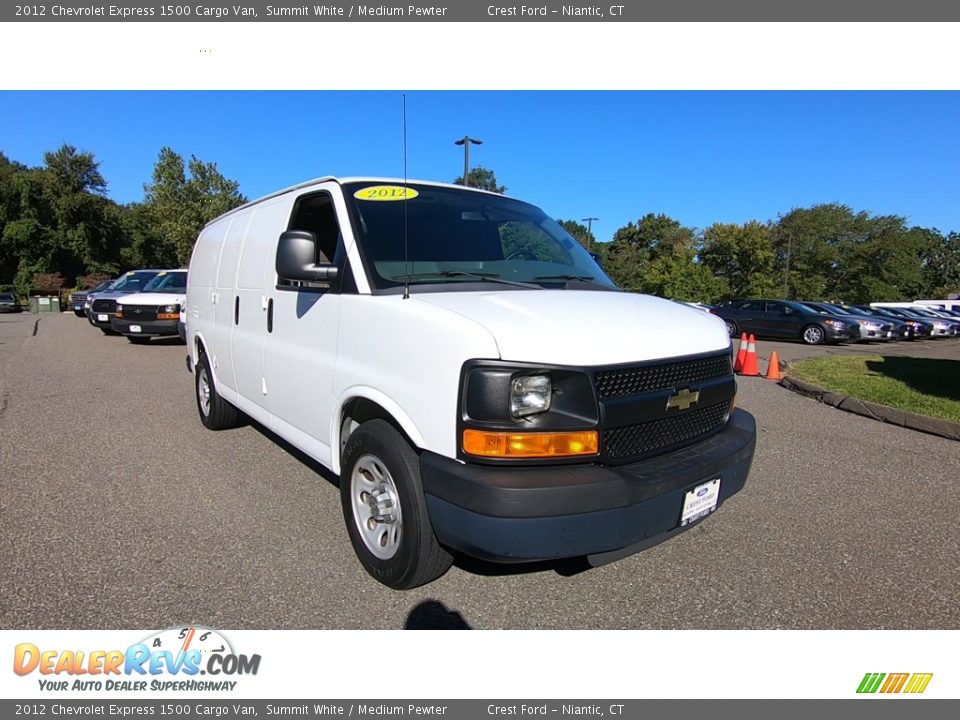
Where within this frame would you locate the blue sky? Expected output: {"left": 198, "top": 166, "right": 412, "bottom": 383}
{"left": 2, "top": 91, "right": 957, "bottom": 239}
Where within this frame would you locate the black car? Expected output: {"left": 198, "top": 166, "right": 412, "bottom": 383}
{"left": 715, "top": 299, "right": 860, "bottom": 345}
{"left": 0, "top": 292, "right": 22, "bottom": 313}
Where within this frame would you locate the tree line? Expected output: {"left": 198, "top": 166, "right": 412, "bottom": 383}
{"left": 2, "top": 152, "right": 957, "bottom": 304}
{"left": 0, "top": 144, "right": 245, "bottom": 294}
{"left": 468, "top": 170, "right": 958, "bottom": 304}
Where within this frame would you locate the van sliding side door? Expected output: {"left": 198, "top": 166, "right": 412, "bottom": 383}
{"left": 231, "top": 197, "right": 294, "bottom": 423}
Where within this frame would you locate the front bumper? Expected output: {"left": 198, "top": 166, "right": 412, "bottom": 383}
{"left": 826, "top": 325, "right": 859, "bottom": 342}
{"left": 88, "top": 310, "right": 115, "bottom": 328}
{"left": 110, "top": 316, "right": 179, "bottom": 336}
{"left": 420, "top": 408, "right": 756, "bottom": 563}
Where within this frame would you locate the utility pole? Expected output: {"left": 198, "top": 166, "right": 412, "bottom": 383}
{"left": 783, "top": 231, "right": 792, "bottom": 298}
{"left": 454, "top": 136, "right": 483, "bottom": 186}
{"left": 581, "top": 217, "right": 599, "bottom": 251}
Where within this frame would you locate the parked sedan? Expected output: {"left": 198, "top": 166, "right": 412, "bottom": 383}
{"left": 876, "top": 306, "right": 958, "bottom": 338}
{"left": 849, "top": 305, "right": 929, "bottom": 340}
{"left": 715, "top": 299, "right": 860, "bottom": 345}
{"left": 801, "top": 301, "right": 899, "bottom": 342}
{"left": 0, "top": 292, "right": 22, "bottom": 313}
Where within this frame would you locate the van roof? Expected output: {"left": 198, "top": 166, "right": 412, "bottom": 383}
{"left": 204, "top": 176, "right": 504, "bottom": 229}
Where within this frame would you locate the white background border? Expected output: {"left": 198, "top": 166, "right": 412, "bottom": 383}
{"left": 1, "top": 18, "right": 956, "bottom": 701}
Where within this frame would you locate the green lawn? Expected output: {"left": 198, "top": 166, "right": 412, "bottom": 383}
{"left": 789, "top": 354, "right": 960, "bottom": 424}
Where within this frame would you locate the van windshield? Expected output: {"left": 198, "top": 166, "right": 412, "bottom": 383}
{"left": 143, "top": 271, "right": 187, "bottom": 292}
{"left": 342, "top": 182, "right": 615, "bottom": 291}
{"left": 110, "top": 271, "right": 160, "bottom": 292}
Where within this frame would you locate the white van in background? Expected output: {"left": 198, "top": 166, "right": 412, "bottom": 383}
{"left": 913, "top": 299, "right": 960, "bottom": 312}
{"left": 185, "top": 177, "right": 757, "bottom": 589}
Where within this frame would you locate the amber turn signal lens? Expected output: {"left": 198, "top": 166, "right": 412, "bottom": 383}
{"left": 462, "top": 429, "right": 599, "bottom": 458}
{"left": 157, "top": 313, "right": 179, "bottom": 320}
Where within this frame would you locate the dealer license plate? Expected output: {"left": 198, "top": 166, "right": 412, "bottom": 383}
{"left": 97, "top": 314, "right": 108, "bottom": 322}
{"left": 129, "top": 325, "right": 141, "bottom": 333}
{"left": 681, "top": 478, "right": 721, "bottom": 526}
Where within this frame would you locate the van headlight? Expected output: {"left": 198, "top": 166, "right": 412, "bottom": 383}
{"left": 510, "top": 375, "right": 552, "bottom": 418}
{"left": 460, "top": 362, "right": 599, "bottom": 460}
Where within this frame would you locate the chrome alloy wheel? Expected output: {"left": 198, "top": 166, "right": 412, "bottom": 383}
{"left": 350, "top": 454, "right": 403, "bottom": 560}
{"left": 197, "top": 366, "right": 211, "bottom": 417}
{"left": 803, "top": 326, "right": 825, "bottom": 344}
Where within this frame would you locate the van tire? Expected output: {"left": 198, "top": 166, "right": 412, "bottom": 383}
{"left": 340, "top": 420, "right": 453, "bottom": 589}
{"left": 195, "top": 352, "right": 242, "bottom": 431}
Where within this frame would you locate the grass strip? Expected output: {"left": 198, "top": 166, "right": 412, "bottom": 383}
{"left": 789, "top": 354, "right": 960, "bottom": 424}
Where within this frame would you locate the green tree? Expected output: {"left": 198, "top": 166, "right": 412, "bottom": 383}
{"left": 922, "top": 231, "right": 960, "bottom": 298}
{"left": 557, "top": 219, "right": 595, "bottom": 250}
{"left": 141, "top": 147, "right": 246, "bottom": 266}
{"left": 0, "top": 145, "right": 124, "bottom": 293}
{"left": 772, "top": 203, "right": 867, "bottom": 300}
{"left": 641, "top": 243, "right": 727, "bottom": 303}
{"left": 831, "top": 217, "right": 933, "bottom": 303}
{"left": 700, "top": 221, "right": 777, "bottom": 298}
{"left": 453, "top": 166, "right": 505, "bottom": 193}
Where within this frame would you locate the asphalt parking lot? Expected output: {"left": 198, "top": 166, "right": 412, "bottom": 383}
{"left": 1, "top": 312, "right": 958, "bottom": 630}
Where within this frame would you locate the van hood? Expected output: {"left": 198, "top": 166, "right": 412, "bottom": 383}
{"left": 414, "top": 290, "right": 731, "bottom": 366}
{"left": 118, "top": 292, "right": 186, "bottom": 307}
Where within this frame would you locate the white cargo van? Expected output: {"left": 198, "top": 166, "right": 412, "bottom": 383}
{"left": 186, "top": 177, "right": 757, "bottom": 589}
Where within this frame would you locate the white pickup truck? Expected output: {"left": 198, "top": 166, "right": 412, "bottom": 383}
{"left": 185, "top": 177, "right": 756, "bottom": 589}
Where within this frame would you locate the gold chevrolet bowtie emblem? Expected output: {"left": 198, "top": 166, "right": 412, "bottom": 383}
{"left": 666, "top": 387, "right": 700, "bottom": 411}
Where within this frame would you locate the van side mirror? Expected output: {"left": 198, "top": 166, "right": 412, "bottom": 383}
{"left": 276, "top": 230, "right": 339, "bottom": 282}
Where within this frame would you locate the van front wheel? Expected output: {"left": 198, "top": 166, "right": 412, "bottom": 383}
{"left": 195, "top": 352, "right": 242, "bottom": 430}
{"left": 340, "top": 420, "right": 453, "bottom": 589}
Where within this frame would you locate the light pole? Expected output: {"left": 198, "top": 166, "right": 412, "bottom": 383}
{"left": 581, "top": 217, "right": 599, "bottom": 251}
{"left": 454, "top": 136, "right": 483, "bottom": 186}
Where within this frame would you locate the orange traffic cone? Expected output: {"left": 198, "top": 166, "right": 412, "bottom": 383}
{"left": 764, "top": 351, "right": 782, "bottom": 381}
{"left": 733, "top": 332, "right": 747, "bottom": 373}
{"left": 740, "top": 334, "right": 759, "bottom": 376}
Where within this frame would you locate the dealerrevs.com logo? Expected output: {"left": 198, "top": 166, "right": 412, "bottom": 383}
{"left": 13, "top": 626, "right": 261, "bottom": 692}
{"left": 857, "top": 673, "right": 933, "bottom": 695}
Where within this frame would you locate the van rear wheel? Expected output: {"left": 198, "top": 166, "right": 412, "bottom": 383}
{"left": 195, "top": 352, "right": 242, "bottom": 430}
{"left": 340, "top": 420, "right": 453, "bottom": 589}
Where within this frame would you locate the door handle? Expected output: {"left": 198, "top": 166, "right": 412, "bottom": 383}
{"left": 267, "top": 298, "right": 274, "bottom": 333}
{"left": 234, "top": 296, "right": 239, "bottom": 325}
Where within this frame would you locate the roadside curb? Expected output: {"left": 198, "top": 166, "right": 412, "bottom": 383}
{"left": 779, "top": 373, "right": 960, "bottom": 442}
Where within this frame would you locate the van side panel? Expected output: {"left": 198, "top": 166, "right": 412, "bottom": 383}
{"left": 187, "top": 222, "right": 229, "bottom": 370}
{"left": 212, "top": 213, "right": 249, "bottom": 398}
{"left": 231, "top": 196, "right": 294, "bottom": 419}
{"left": 333, "top": 295, "right": 500, "bottom": 473}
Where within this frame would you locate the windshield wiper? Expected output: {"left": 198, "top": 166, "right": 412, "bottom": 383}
{"left": 533, "top": 274, "right": 613, "bottom": 288}
{"left": 391, "top": 271, "right": 541, "bottom": 289}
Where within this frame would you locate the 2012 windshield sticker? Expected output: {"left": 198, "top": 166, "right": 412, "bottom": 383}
{"left": 12, "top": 626, "right": 261, "bottom": 692}
{"left": 354, "top": 185, "right": 419, "bottom": 201}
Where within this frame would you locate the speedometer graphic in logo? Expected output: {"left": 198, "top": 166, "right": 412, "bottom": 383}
{"left": 141, "top": 626, "right": 234, "bottom": 671}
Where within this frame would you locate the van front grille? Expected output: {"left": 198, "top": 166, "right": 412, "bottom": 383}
{"left": 603, "top": 401, "right": 732, "bottom": 460}
{"left": 594, "top": 352, "right": 732, "bottom": 400}
{"left": 91, "top": 299, "right": 116, "bottom": 313}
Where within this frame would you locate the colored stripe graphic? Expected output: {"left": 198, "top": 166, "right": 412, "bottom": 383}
{"left": 880, "top": 673, "right": 909, "bottom": 693}
{"left": 857, "top": 672, "right": 933, "bottom": 694}
{"left": 857, "top": 673, "right": 885, "bottom": 693}
{"left": 903, "top": 673, "right": 933, "bottom": 694}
